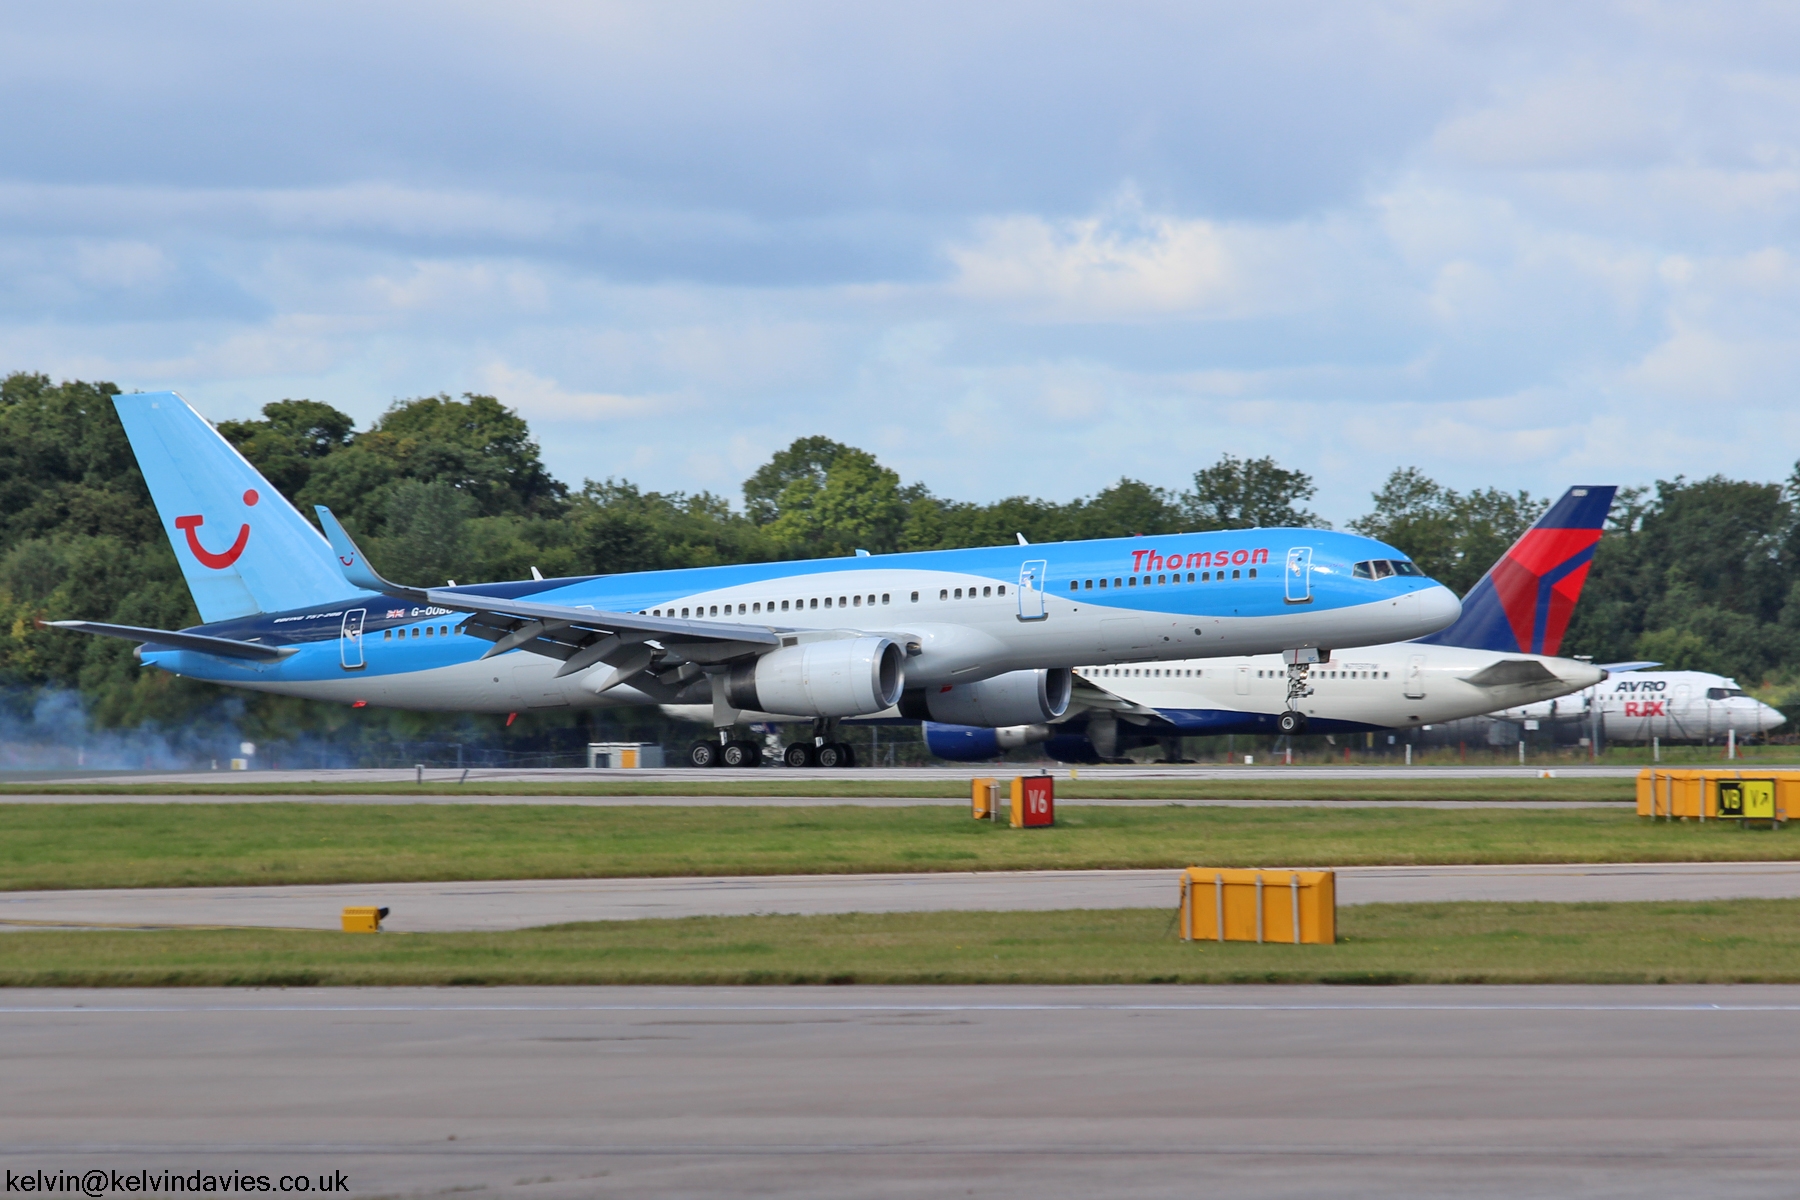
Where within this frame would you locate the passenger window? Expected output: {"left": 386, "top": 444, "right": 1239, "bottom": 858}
{"left": 425, "top": 626, "right": 432, "bottom": 636}
{"left": 1248, "top": 568, "right": 1257, "bottom": 579}
{"left": 839, "top": 596, "right": 847, "bottom": 607}
{"left": 910, "top": 592, "right": 918, "bottom": 602}
{"left": 383, "top": 630, "right": 392, "bottom": 640}
{"left": 810, "top": 598, "right": 818, "bottom": 609}
{"left": 940, "top": 589, "right": 948, "bottom": 600}
{"left": 1128, "top": 577, "right": 1137, "bottom": 587}
{"left": 954, "top": 588, "right": 962, "bottom": 599}
{"left": 1186, "top": 572, "right": 1194, "bottom": 582}
{"left": 710, "top": 605, "right": 718, "bottom": 616}
{"left": 882, "top": 594, "right": 891, "bottom": 604}
{"left": 997, "top": 585, "right": 1006, "bottom": 595}
{"left": 1232, "top": 569, "right": 1240, "bottom": 579}
{"left": 853, "top": 595, "right": 861, "bottom": 607}
{"left": 1085, "top": 580, "right": 1093, "bottom": 589}
{"left": 825, "top": 597, "right": 833, "bottom": 608}
{"left": 984, "top": 586, "right": 993, "bottom": 597}
{"left": 1158, "top": 574, "right": 1166, "bottom": 585}
{"left": 781, "top": 601, "right": 789, "bottom": 611}
{"left": 1099, "top": 579, "right": 1108, "bottom": 589}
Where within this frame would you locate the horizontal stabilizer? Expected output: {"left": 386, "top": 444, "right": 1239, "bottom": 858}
{"left": 39, "top": 619, "right": 296, "bottom": 662}
{"left": 1598, "top": 660, "right": 1661, "bottom": 673}
{"left": 1459, "top": 658, "right": 1561, "bottom": 688}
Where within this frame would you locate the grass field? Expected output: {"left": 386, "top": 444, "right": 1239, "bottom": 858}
{"left": 4, "top": 900, "right": 1798, "bottom": 986}
{"left": 0, "top": 775, "right": 1635, "bottom": 801}
{"left": 0, "top": 803, "right": 1789, "bottom": 891}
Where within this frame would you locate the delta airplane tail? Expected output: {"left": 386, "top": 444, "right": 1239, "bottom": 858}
{"left": 1415, "top": 485, "right": 1615, "bottom": 654}
{"left": 113, "top": 391, "right": 355, "bottom": 622}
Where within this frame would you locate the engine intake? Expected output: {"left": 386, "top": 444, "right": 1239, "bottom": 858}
{"left": 726, "top": 637, "right": 905, "bottom": 718}
{"left": 900, "top": 668, "right": 1072, "bottom": 727}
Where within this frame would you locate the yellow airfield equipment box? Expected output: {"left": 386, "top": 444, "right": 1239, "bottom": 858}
{"left": 341, "top": 905, "right": 389, "bottom": 933}
{"left": 1638, "top": 769, "right": 1794, "bottom": 824}
{"left": 971, "top": 777, "right": 999, "bottom": 820}
{"left": 1179, "top": 868, "right": 1335, "bottom": 945}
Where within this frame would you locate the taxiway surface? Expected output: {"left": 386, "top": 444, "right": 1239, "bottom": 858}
{"left": 5, "top": 862, "right": 1795, "bottom": 932}
{"left": 5, "top": 984, "right": 1798, "bottom": 1199}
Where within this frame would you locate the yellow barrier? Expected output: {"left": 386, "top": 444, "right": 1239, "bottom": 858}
{"left": 971, "top": 777, "right": 999, "bottom": 820}
{"left": 1637, "top": 769, "right": 1795, "bottom": 824}
{"left": 341, "top": 905, "right": 389, "bottom": 933}
{"left": 1178, "top": 868, "right": 1335, "bottom": 944}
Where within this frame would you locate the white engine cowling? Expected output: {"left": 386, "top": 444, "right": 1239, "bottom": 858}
{"left": 725, "top": 637, "right": 905, "bottom": 718}
{"left": 905, "top": 668, "right": 1072, "bottom": 727}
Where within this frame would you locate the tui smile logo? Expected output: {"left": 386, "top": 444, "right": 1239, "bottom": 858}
{"left": 175, "top": 489, "right": 258, "bottom": 569}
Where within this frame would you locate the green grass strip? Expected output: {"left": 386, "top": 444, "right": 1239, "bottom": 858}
{"left": 0, "top": 803, "right": 1788, "bottom": 892}
{"left": 5, "top": 900, "right": 1798, "bottom": 986}
{"left": 0, "top": 776, "right": 1634, "bottom": 801}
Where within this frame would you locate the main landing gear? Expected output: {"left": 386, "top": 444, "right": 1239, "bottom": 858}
{"left": 783, "top": 718, "right": 857, "bottom": 769}
{"left": 689, "top": 718, "right": 857, "bottom": 768}
{"left": 1279, "top": 650, "right": 1320, "bottom": 737}
{"left": 686, "top": 737, "right": 764, "bottom": 768}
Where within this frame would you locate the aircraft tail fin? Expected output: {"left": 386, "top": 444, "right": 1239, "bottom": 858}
{"left": 1414, "top": 486, "right": 1616, "bottom": 655}
{"left": 112, "top": 391, "right": 358, "bottom": 622}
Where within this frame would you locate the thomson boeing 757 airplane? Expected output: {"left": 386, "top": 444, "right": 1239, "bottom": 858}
{"left": 45, "top": 392, "right": 1459, "bottom": 767}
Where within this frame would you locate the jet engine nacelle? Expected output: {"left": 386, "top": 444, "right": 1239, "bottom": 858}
{"left": 900, "top": 667, "right": 1072, "bottom": 728}
{"left": 923, "top": 721, "right": 1052, "bottom": 762}
{"left": 725, "top": 636, "right": 905, "bottom": 718}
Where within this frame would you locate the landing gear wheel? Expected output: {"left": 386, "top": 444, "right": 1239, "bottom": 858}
{"left": 783, "top": 742, "right": 818, "bottom": 768}
{"left": 815, "top": 742, "right": 850, "bottom": 769}
{"left": 1277, "top": 711, "right": 1309, "bottom": 736}
{"left": 721, "top": 739, "right": 763, "bottom": 768}
{"left": 686, "top": 741, "right": 721, "bottom": 768}
{"left": 720, "top": 741, "right": 763, "bottom": 770}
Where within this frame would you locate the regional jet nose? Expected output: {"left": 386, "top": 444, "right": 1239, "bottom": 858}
{"left": 1757, "top": 701, "right": 1788, "bottom": 734}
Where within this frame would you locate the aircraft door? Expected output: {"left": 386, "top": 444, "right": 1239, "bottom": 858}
{"left": 1285, "top": 547, "right": 1313, "bottom": 604}
{"left": 1403, "top": 653, "right": 1426, "bottom": 699}
{"left": 1235, "top": 665, "right": 1250, "bottom": 696}
{"left": 1017, "top": 560, "right": 1048, "bottom": 621}
{"left": 340, "top": 608, "right": 366, "bottom": 670}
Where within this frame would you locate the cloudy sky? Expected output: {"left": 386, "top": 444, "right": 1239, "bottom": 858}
{"left": 5, "top": 2, "right": 1800, "bottom": 522}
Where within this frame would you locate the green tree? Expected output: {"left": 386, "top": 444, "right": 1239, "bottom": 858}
{"left": 1349, "top": 468, "right": 1544, "bottom": 596}
{"left": 216, "top": 400, "right": 354, "bottom": 499}
{"left": 1183, "top": 454, "right": 1323, "bottom": 530}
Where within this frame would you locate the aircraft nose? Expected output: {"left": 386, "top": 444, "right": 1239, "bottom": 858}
{"left": 1759, "top": 701, "right": 1787, "bottom": 732}
{"left": 1414, "top": 584, "right": 1461, "bottom": 634}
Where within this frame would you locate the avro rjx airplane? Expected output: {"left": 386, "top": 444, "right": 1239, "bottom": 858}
{"left": 46, "top": 392, "right": 1460, "bottom": 767}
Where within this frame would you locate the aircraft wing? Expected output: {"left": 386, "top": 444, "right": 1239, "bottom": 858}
{"left": 315, "top": 506, "right": 781, "bottom": 680}
{"left": 38, "top": 619, "right": 297, "bottom": 662}
{"left": 1065, "top": 675, "right": 1165, "bottom": 721}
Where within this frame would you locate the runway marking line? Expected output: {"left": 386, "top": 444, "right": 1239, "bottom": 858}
{"left": 6, "top": 1002, "right": 1800, "bottom": 1014}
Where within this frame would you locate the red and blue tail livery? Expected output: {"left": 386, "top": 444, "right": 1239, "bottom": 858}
{"left": 1416, "top": 486, "right": 1615, "bottom": 655}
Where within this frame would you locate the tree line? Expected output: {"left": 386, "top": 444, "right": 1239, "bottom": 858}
{"left": 1, "top": 370, "right": 1794, "bottom": 758}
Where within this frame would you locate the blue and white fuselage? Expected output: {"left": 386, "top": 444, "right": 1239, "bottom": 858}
{"left": 144, "top": 533, "right": 1459, "bottom": 713}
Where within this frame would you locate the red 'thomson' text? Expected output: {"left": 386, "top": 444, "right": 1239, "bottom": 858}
{"left": 1131, "top": 547, "right": 1268, "bottom": 572}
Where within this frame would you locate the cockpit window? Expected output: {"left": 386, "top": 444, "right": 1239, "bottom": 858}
{"left": 1706, "top": 687, "right": 1746, "bottom": 700}
{"left": 1353, "top": 559, "right": 1423, "bottom": 580}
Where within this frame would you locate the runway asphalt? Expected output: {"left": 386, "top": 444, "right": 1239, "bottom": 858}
{"left": 5, "top": 984, "right": 1798, "bottom": 1198}
{"left": 5, "top": 862, "right": 1796, "bottom": 932}
{"left": 7, "top": 763, "right": 1647, "bottom": 786}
